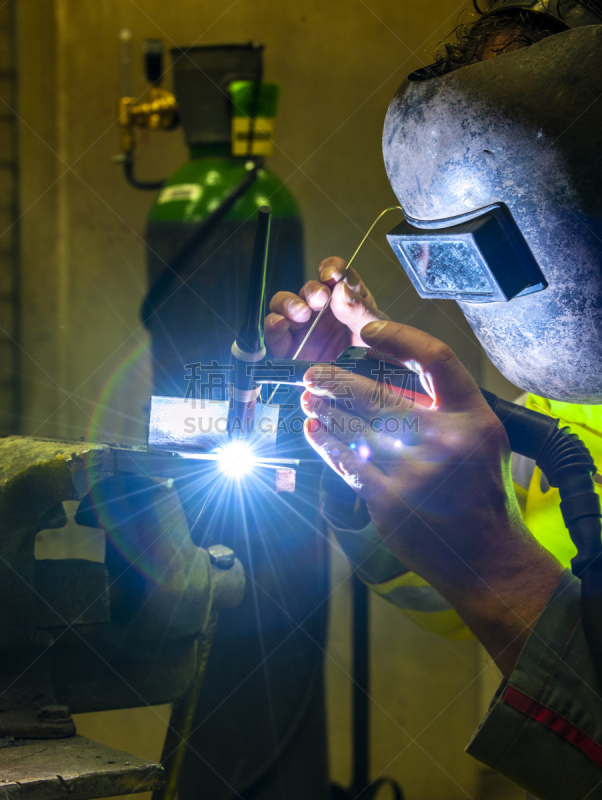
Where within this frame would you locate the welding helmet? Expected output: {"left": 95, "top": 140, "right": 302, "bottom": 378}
{"left": 382, "top": 22, "right": 602, "bottom": 403}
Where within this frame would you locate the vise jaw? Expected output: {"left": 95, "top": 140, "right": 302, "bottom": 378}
{"left": 0, "top": 436, "right": 244, "bottom": 800}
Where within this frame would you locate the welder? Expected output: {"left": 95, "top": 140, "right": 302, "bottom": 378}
{"left": 266, "top": 1, "right": 602, "bottom": 797}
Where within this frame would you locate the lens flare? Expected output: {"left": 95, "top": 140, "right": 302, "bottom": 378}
{"left": 216, "top": 442, "right": 257, "bottom": 479}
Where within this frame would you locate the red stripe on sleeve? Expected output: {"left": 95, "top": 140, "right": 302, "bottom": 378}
{"left": 503, "top": 686, "right": 602, "bottom": 767}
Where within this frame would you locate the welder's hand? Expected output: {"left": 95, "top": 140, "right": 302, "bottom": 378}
{"left": 265, "top": 257, "right": 387, "bottom": 362}
{"left": 302, "top": 319, "right": 563, "bottom": 676}
{"left": 302, "top": 319, "right": 511, "bottom": 567}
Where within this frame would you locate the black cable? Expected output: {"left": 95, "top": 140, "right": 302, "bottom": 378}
{"left": 351, "top": 575, "right": 370, "bottom": 797}
{"left": 330, "top": 576, "right": 405, "bottom": 800}
{"left": 123, "top": 151, "right": 168, "bottom": 192}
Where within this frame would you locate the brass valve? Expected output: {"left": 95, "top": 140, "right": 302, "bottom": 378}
{"left": 118, "top": 87, "right": 178, "bottom": 155}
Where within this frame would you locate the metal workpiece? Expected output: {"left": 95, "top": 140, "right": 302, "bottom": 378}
{"left": 144, "top": 404, "right": 298, "bottom": 493}
{"left": 148, "top": 397, "right": 279, "bottom": 453}
{"left": 0, "top": 705, "right": 76, "bottom": 742}
{"left": 0, "top": 735, "right": 164, "bottom": 800}
{"left": 0, "top": 436, "right": 238, "bottom": 711}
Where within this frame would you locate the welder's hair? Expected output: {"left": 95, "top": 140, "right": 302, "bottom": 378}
{"left": 428, "top": 0, "right": 601, "bottom": 76}
{"left": 479, "top": 0, "right": 602, "bottom": 14}
{"left": 472, "top": 0, "right": 602, "bottom": 19}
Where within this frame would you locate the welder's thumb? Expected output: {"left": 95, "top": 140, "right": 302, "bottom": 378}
{"left": 329, "top": 281, "right": 388, "bottom": 342}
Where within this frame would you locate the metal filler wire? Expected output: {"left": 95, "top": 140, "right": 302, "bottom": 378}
{"left": 263, "top": 205, "right": 403, "bottom": 410}
{"left": 291, "top": 205, "right": 403, "bottom": 360}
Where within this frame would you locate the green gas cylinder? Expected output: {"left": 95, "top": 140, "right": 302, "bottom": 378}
{"left": 145, "top": 153, "right": 303, "bottom": 397}
{"left": 143, "top": 44, "right": 304, "bottom": 399}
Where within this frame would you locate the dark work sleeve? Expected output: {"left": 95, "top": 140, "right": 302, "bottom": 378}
{"left": 467, "top": 570, "right": 602, "bottom": 799}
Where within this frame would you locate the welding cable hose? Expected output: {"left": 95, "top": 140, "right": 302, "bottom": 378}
{"left": 480, "top": 390, "right": 602, "bottom": 687}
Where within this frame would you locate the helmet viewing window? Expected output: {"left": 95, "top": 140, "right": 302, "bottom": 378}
{"left": 387, "top": 203, "right": 548, "bottom": 303}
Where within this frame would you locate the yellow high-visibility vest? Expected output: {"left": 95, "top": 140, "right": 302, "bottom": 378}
{"left": 520, "top": 395, "right": 602, "bottom": 568}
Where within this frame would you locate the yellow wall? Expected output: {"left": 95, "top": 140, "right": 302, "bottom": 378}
{"left": 16, "top": 1, "right": 513, "bottom": 798}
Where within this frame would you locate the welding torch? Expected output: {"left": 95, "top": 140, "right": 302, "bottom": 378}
{"left": 227, "top": 205, "right": 389, "bottom": 440}
{"left": 227, "top": 206, "right": 271, "bottom": 439}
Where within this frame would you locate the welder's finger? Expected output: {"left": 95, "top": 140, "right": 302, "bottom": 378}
{"left": 342, "top": 266, "right": 372, "bottom": 301}
{"left": 301, "top": 392, "right": 422, "bottom": 450}
{"left": 304, "top": 418, "right": 383, "bottom": 499}
{"left": 328, "top": 282, "right": 387, "bottom": 340}
{"left": 303, "top": 364, "right": 428, "bottom": 420}
{"left": 265, "top": 313, "right": 293, "bottom": 358}
{"left": 269, "top": 291, "right": 313, "bottom": 324}
{"left": 360, "top": 321, "right": 482, "bottom": 412}
{"left": 299, "top": 280, "right": 331, "bottom": 311}
{"left": 318, "top": 257, "right": 349, "bottom": 285}
{"left": 319, "top": 258, "right": 370, "bottom": 299}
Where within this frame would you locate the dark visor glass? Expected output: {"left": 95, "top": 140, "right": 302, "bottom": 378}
{"left": 387, "top": 202, "right": 547, "bottom": 303}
